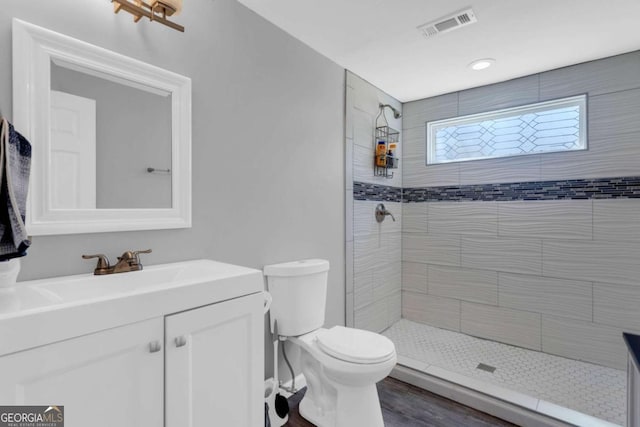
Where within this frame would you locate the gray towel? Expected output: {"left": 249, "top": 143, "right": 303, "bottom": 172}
{"left": 0, "top": 118, "right": 31, "bottom": 260}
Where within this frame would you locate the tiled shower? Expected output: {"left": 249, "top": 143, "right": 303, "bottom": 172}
{"left": 345, "top": 51, "right": 640, "bottom": 426}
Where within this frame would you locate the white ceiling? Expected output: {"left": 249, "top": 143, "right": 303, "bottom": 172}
{"left": 236, "top": 0, "right": 640, "bottom": 102}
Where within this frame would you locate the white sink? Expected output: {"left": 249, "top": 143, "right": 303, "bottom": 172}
{"left": 0, "top": 259, "right": 263, "bottom": 356}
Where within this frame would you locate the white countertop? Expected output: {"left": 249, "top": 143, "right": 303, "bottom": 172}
{"left": 0, "top": 259, "right": 263, "bottom": 356}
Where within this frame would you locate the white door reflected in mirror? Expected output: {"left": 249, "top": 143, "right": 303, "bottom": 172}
{"left": 50, "top": 90, "right": 96, "bottom": 209}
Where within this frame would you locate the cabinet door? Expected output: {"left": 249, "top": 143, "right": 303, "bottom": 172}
{"left": 165, "top": 293, "right": 264, "bottom": 427}
{"left": 0, "top": 318, "right": 164, "bottom": 427}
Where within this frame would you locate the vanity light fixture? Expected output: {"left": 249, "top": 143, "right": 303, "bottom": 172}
{"left": 468, "top": 58, "right": 495, "bottom": 71}
{"left": 112, "top": 0, "right": 184, "bottom": 32}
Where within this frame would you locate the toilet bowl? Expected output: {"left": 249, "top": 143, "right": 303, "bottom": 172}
{"left": 263, "top": 259, "right": 397, "bottom": 427}
{"left": 289, "top": 326, "right": 396, "bottom": 427}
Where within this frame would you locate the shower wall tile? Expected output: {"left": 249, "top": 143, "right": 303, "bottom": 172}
{"left": 461, "top": 237, "right": 542, "bottom": 275}
{"left": 373, "top": 262, "right": 402, "bottom": 300}
{"left": 541, "top": 132, "right": 640, "bottom": 181}
{"left": 461, "top": 302, "right": 541, "bottom": 350}
{"left": 354, "top": 232, "right": 402, "bottom": 273}
{"left": 543, "top": 240, "right": 640, "bottom": 286}
{"left": 388, "top": 291, "right": 402, "bottom": 325}
{"left": 353, "top": 144, "right": 375, "bottom": 184}
{"left": 427, "top": 201, "right": 498, "bottom": 236}
{"left": 402, "top": 233, "right": 460, "bottom": 267}
{"left": 428, "top": 265, "right": 498, "bottom": 305}
{"left": 382, "top": 232, "right": 402, "bottom": 264}
{"left": 594, "top": 282, "right": 640, "bottom": 331}
{"left": 401, "top": 202, "right": 427, "bottom": 234}
{"left": 355, "top": 299, "right": 388, "bottom": 333}
{"left": 458, "top": 154, "right": 542, "bottom": 186}
{"left": 541, "top": 316, "right": 627, "bottom": 369}
{"left": 354, "top": 234, "right": 379, "bottom": 274}
{"left": 402, "top": 262, "right": 428, "bottom": 293}
{"left": 498, "top": 273, "right": 592, "bottom": 322}
{"left": 403, "top": 92, "right": 458, "bottom": 129}
{"left": 354, "top": 270, "right": 373, "bottom": 309}
{"left": 349, "top": 72, "right": 382, "bottom": 116}
{"left": 402, "top": 126, "right": 425, "bottom": 148}
{"left": 352, "top": 109, "right": 374, "bottom": 149}
{"left": 539, "top": 51, "right": 640, "bottom": 99}
{"left": 498, "top": 200, "right": 593, "bottom": 240}
{"left": 404, "top": 160, "right": 460, "bottom": 188}
{"left": 458, "top": 75, "right": 539, "bottom": 116}
{"left": 589, "top": 88, "right": 640, "bottom": 142}
{"left": 593, "top": 198, "right": 640, "bottom": 242}
{"left": 402, "top": 291, "right": 461, "bottom": 332}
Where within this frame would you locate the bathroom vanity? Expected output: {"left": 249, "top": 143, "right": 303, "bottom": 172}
{"left": 0, "top": 260, "right": 264, "bottom": 427}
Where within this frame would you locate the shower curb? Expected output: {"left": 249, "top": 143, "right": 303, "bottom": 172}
{"left": 390, "top": 364, "right": 620, "bottom": 427}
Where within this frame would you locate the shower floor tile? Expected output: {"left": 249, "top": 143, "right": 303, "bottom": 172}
{"left": 383, "top": 319, "right": 626, "bottom": 426}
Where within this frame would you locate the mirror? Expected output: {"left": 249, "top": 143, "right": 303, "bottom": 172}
{"left": 50, "top": 62, "right": 173, "bottom": 209}
{"left": 12, "top": 19, "right": 191, "bottom": 235}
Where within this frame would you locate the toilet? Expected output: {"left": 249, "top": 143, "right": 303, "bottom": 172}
{"left": 264, "top": 259, "right": 396, "bottom": 427}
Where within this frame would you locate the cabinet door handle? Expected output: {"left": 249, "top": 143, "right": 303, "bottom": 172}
{"left": 149, "top": 340, "right": 162, "bottom": 353}
{"left": 175, "top": 336, "right": 187, "bottom": 348}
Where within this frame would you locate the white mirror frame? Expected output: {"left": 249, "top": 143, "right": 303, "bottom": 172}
{"left": 12, "top": 19, "right": 192, "bottom": 235}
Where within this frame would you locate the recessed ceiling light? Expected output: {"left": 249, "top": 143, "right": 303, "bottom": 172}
{"left": 469, "top": 58, "right": 495, "bottom": 71}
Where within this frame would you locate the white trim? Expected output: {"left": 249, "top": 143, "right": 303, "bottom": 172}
{"left": 12, "top": 19, "right": 192, "bottom": 235}
{"left": 426, "top": 95, "right": 588, "bottom": 165}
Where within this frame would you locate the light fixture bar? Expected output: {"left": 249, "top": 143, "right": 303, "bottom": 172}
{"left": 112, "top": 0, "right": 184, "bottom": 32}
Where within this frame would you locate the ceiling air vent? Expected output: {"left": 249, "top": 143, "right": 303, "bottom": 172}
{"left": 417, "top": 8, "right": 477, "bottom": 39}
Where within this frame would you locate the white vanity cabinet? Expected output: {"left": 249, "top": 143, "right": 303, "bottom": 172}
{"left": 166, "top": 292, "right": 264, "bottom": 427}
{"left": 0, "top": 318, "right": 165, "bottom": 427}
{"left": 0, "top": 260, "right": 264, "bottom": 427}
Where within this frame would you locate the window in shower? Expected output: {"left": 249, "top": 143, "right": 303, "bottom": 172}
{"left": 426, "top": 94, "right": 587, "bottom": 165}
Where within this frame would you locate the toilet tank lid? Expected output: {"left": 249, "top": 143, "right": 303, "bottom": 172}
{"left": 263, "top": 259, "right": 330, "bottom": 277}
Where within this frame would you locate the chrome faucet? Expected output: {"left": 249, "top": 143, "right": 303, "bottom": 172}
{"left": 82, "top": 249, "right": 152, "bottom": 275}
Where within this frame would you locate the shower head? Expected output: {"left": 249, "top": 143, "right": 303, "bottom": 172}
{"left": 379, "top": 103, "right": 402, "bottom": 119}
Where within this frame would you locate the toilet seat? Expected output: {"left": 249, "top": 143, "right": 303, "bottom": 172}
{"left": 316, "top": 326, "right": 395, "bottom": 364}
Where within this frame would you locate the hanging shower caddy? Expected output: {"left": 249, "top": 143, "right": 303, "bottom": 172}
{"left": 374, "top": 103, "right": 400, "bottom": 179}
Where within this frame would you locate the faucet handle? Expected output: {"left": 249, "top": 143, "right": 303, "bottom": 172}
{"left": 132, "top": 249, "right": 152, "bottom": 257}
{"left": 82, "top": 254, "right": 111, "bottom": 275}
{"left": 118, "top": 249, "right": 152, "bottom": 266}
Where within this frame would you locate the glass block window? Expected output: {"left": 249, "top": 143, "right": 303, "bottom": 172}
{"left": 426, "top": 95, "right": 587, "bottom": 165}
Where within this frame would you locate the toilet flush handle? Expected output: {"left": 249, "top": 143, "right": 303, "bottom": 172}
{"left": 263, "top": 291, "right": 272, "bottom": 315}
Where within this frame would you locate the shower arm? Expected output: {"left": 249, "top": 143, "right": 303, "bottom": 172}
{"left": 379, "top": 103, "right": 402, "bottom": 119}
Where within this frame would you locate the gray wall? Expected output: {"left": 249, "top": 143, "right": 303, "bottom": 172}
{"left": 345, "top": 72, "right": 403, "bottom": 332}
{"left": 1, "top": 0, "right": 345, "bottom": 379}
{"left": 402, "top": 51, "right": 640, "bottom": 370}
{"left": 51, "top": 63, "right": 173, "bottom": 208}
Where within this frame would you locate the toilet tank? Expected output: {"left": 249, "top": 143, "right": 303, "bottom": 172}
{"left": 263, "top": 259, "right": 329, "bottom": 337}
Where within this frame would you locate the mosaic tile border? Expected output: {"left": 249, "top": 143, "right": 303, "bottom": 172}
{"left": 403, "top": 176, "right": 640, "bottom": 202}
{"left": 353, "top": 182, "right": 402, "bottom": 202}
{"left": 353, "top": 176, "right": 640, "bottom": 202}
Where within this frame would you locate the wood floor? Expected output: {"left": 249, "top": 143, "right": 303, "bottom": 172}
{"left": 284, "top": 377, "right": 516, "bottom": 427}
